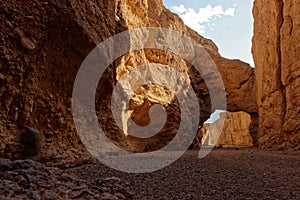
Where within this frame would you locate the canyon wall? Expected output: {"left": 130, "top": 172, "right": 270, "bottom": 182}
{"left": 252, "top": 0, "right": 300, "bottom": 149}
{"left": 0, "top": 0, "right": 257, "bottom": 166}
{"left": 97, "top": 0, "right": 257, "bottom": 152}
{"left": 0, "top": 0, "right": 117, "bottom": 166}
{"left": 200, "top": 112, "right": 253, "bottom": 147}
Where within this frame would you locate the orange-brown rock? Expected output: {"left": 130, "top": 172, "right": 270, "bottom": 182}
{"left": 101, "top": 0, "right": 257, "bottom": 151}
{"left": 252, "top": 0, "right": 300, "bottom": 149}
{"left": 199, "top": 112, "right": 253, "bottom": 147}
{"left": 0, "top": 0, "right": 116, "bottom": 166}
{"left": 0, "top": 0, "right": 257, "bottom": 165}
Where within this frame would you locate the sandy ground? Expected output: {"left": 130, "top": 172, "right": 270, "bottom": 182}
{"left": 66, "top": 148, "right": 300, "bottom": 199}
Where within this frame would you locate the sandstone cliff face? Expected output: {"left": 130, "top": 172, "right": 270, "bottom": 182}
{"left": 95, "top": 0, "right": 257, "bottom": 152}
{"left": 0, "top": 0, "right": 257, "bottom": 165}
{"left": 0, "top": 0, "right": 117, "bottom": 166}
{"left": 252, "top": 0, "right": 300, "bottom": 149}
{"left": 197, "top": 112, "right": 253, "bottom": 147}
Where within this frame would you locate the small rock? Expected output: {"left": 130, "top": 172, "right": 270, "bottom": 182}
{"left": 17, "top": 124, "right": 45, "bottom": 159}
{"left": 21, "top": 36, "right": 36, "bottom": 50}
{"left": 101, "top": 192, "right": 118, "bottom": 200}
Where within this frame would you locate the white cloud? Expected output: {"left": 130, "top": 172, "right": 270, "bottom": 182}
{"left": 224, "top": 7, "right": 235, "bottom": 16}
{"left": 172, "top": 4, "right": 187, "bottom": 14}
{"left": 171, "top": 4, "right": 236, "bottom": 34}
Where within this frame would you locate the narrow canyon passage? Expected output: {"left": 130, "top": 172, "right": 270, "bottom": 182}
{"left": 66, "top": 148, "right": 300, "bottom": 199}
{"left": 0, "top": 0, "right": 299, "bottom": 199}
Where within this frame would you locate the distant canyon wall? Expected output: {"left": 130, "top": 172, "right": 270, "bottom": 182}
{"left": 196, "top": 111, "right": 253, "bottom": 148}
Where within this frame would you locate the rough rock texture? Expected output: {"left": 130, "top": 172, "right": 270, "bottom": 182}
{"left": 0, "top": 0, "right": 257, "bottom": 165}
{"left": 193, "top": 123, "right": 209, "bottom": 148}
{"left": 197, "top": 112, "right": 253, "bottom": 147}
{"left": 97, "top": 0, "right": 257, "bottom": 152}
{"left": 0, "top": 159, "right": 132, "bottom": 199}
{"left": 17, "top": 124, "right": 45, "bottom": 160}
{"left": 252, "top": 0, "right": 300, "bottom": 149}
{"left": 0, "top": 0, "right": 117, "bottom": 166}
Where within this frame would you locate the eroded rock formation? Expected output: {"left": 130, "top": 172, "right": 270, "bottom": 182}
{"left": 0, "top": 0, "right": 257, "bottom": 165}
{"left": 252, "top": 0, "right": 300, "bottom": 149}
{"left": 0, "top": 0, "right": 117, "bottom": 166}
{"left": 198, "top": 112, "right": 253, "bottom": 147}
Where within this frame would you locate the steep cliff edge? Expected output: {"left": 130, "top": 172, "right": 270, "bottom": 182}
{"left": 0, "top": 0, "right": 257, "bottom": 165}
{"left": 252, "top": 0, "right": 300, "bottom": 149}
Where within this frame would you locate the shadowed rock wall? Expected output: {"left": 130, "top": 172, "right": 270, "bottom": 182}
{"left": 252, "top": 0, "right": 300, "bottom": 149}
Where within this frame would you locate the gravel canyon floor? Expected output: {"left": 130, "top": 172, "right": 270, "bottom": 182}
{"left": 67, "top": 148, "right": 300, "bottom": 199}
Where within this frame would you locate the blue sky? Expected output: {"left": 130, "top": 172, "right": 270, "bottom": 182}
{"left": 162, "top": 0, "right": 255, "bottom": 67}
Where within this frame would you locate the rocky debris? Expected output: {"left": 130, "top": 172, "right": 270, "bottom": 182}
{"left": 0, "top": 159, "right": 132, "bottom": 199}
{"left": 67, "top": 149, "right": 300, "bottom": 199}
{"left": 252, "top": 0, "right": 300, "bottom": 149}
{"left": 197, "top": 112, "right": 253, "bottom": 147}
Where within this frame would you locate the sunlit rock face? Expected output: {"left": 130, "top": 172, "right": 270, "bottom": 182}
{"left": 197, "top": 112, "right": 253, "bottom": 147}
{"left": 0, "top": 0, "right": 257, "bottom": 165}
{"left": 99, "top": 0, "right": 257, "bottom": 152}
{"left": 252, "top": 0, "right": 300, "bottom": 149}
